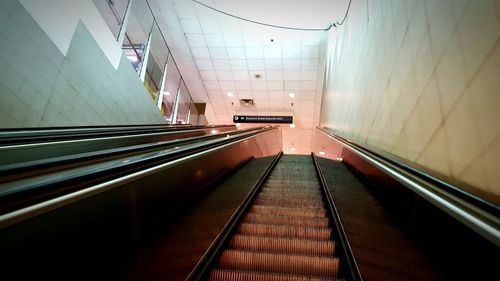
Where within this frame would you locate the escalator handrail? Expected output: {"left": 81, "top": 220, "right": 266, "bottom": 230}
{"left": 0, "top": 125, "right": 236, "bottom": 145}
{"left": 312, "top": 153, "right": 363, "bottom": 281}
{"left": 317, "top": 127, "right": 500, "bottom": 246}
{"left": 186, "top": 152, "right": 283, "bottom": 281}
{"left": 0, "top": 126, "right": 268, "bottom": 176}
{"left": 0, "top": 126, "right": 281, "bottom": 228}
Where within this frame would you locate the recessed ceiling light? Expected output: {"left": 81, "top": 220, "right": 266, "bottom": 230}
{"left": 289, "top": 123, "right": 296, "bottom": 128}
{"left": 288, "top": 93, "right": 295, "bottom": 98}
{"left": 164, "top": 91, "right": 171, "bottom": 96}
{"left": 211, "top": 129, "right": 218, "bottom": 134}
{"left": 227, "top": 92, "right": 234, "bottom": 97}
{"left": 291, "top": 147, "right": 296, "bottom": 151}
{"left": 235, "top": 123, "right": 241, "bottom": 127}
{"left": 319, "top": 151, "right": 326, "bottom": 155}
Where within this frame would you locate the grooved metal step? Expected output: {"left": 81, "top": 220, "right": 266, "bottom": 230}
{"left": 208, "top": 156, "right": 341, "bottom": 280}
{"left": 243, "top": 213, "right": 329, "bottom": 228}
{"left": 230, "top": 234, "right": 335, "bottom": 256}
{"left": 219, "top": 250, "right": 339, "bottom": 277}
{"left": 209, "top": 269, "right": 343, "bottom": 281}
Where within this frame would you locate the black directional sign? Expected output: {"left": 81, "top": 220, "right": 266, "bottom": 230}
{"left": 233, "top": 115, "right": 293, "bottom": 124}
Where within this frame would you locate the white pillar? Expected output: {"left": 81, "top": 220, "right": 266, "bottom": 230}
{"left": 139, "top": 29, "right": 153, "bottom": 82}
{"left": 171, "top": 87, "right": 181, "bottom": 124}
{"left": 117, "top": 0, "right": 133, "bottom": 46}
{"left": 157, "top": 61, "right": 169, "bottom": 109}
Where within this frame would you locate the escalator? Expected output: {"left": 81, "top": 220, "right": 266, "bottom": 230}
{"left": 317, "top": 158, "right": 440, "bottom": 281}
{"left": 208, "top": 156, "right": 341, "bottom": 280}
{"left": 1, "top": 125, "right": 497, "bottom": 280}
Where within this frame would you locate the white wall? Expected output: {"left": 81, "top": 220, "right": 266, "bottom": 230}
{"left": 20, "top": 0, "right": 122, "bottom": 68}
{"left": 320, "top": 0, "right": 500, "bottom": 199}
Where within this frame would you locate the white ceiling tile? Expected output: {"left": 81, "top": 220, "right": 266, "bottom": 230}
{"left": 265, "top": 59, "right": 283, "bottom": 70}
{"left": 235, "top": 81, "right": 252, "bottom": 90}
{"left": 284, "top": 81, "right": 300, "bottom": 90}
{"left": 196, "top": 59, "right": 213, "bottom": 70}
{"left": 233, "top": 71, "right": 250, "bottom": 80}
{"left": 199, "top": 70, "right": 217, "bottom": 81}
{"left": 194, "top": 4, "right": 219, "bottom": 19}
{"left": 180, "top": 19, "right": 202, "bottom": 33}
{"left": 237, "top": 90, "right": 253, "bottom": 97}
{"left": 204, "top": 81, "right": 220, "bottom": 90}
{"left": 215, "top": 70, "right": 233, "bottom": 80}
{"left": 227, "top": 48, "right": 246, "bottom": 59}
{"left": 224, "top": 34, "right": 244, "bottom": 47}
{"left": 262, "top": 33, "right": 281, "bottom": 46}
{"left": 200, "top": 19, "right": 222, "bottom": 33}
{"left": 221, "top": 18, "right": 241, "bottom": 33}
{"left": 212, "top": 60, "right": 231, "bottom": 70}
{"left": 300, "top": 81, "right": 316, "bottom": 90}
{"left": 247, "top": 60, "right": 266, "bottom": 70}
{"left": 284, "top": 70, "right": 300, "bottom": 80}
{"left": 283, "top": 59, "right": 301, "bottom": 69}
{"left": 245, "top": 48, "right": 264, "bottom": 59}
{"left": 299, "top": 90, "right": 316, "bottom": 99}
{"left": 281, "top": 33, "right": 301, "bottom": 45}
{"left": 174, "top": 3, "right": 197, "bottom": 19}
{"left": 282, "top": 46, "right": 301, "bottom": 58}
{"left": 229, "top": 59, "right": 247, "bottom": 70}
{"left": 301, "top": 70, "right": 317, "bottom": 80}
{"left": 301, "top": 59, "right": 319, "bottom": 70}
{"left": 249, "top": 70, "right": 266, "bottom": 81}
{"left": 268, "top": 91, "right": 284, "bottom": 98}
{"left": 301, "top": 33, "right": 321, "bottom": 46}
{"left": 209, "top": 47, "right": 228, "bottom": 59}
{"left": 191, "top": 47, "right": 210, "bottom": 59}
{"left": 253, "top": 91, "right": 268, "bottom": 97}
{"left": 266, "top": 70, "right": 283, "bottom": 80}
{"left": 219, "top": 80, "right": 236, "bottom": 89}
{"left": 267, "top": 81, "right": 283, "bottom": 90}
{"left": 205, "top": 34, "right": 225, "bottom": 47}
{"left": 251, "top": 81, "right": 267, "bottom": 90}
{"left": 206, "top": 89, "right": 223, "bottom": 97}
{"left": 264, "top": 47, "right": 282, "bottom": 59}
{"left": 186, "top": 34, "right": 206, "bottom": 47}
{"left": 243, "top": 33, "right": 262, "bottom": 46}
{"left": 301, "top": 46, "right": 319, "bottom": 59}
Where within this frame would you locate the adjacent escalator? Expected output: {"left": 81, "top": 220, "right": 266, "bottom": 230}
{"left": 207, "top": 155, "right": 343, "bottom": 281}
{"left": 317, "top": 157, "right": 442, "bottom": 281}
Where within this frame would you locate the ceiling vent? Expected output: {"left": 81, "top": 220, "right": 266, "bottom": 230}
{"left": 240, "top": 99, "right": 254, "bottom": 106}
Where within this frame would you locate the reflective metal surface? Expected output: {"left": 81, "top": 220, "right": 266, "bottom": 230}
{"left": 0, "top": 126, "right": 282, "bottom": 279}
{"left": 313, "top": 127, "right": 500, "bottom": 246}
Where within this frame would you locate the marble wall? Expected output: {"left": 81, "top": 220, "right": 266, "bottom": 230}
{"left": 320, "top": 0, "right": 500, "bottom": 198}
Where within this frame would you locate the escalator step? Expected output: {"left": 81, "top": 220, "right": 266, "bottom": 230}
{"left": 254, "top": 197, "right": 324, "bottom": 208}
{"left": 219, "top": 250, "right": 339, "bottom": 277}
{"left": 260, "top": 190, "right": 323, "bottom": 199}
{"left": 239, "top": 223, "right": 331, "bottom": 240}
{"left": 250, "top": 206, "right": 327, "bottom": 218}
{"left": 243, "top": 213, "right": 329, "bottom": 228}
{"left": 209, "top": 269, "right": 343, "bottom": 281}
{"left": 230, "top": 234, "right": 335, "bottom": 256}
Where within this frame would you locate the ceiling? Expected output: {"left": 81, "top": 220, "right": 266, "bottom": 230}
{"left": 151, "top": 0, "right": 349, "bottom": 154}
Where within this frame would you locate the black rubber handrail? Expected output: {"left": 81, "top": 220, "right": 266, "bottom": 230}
{"left": 312, "top": 153, "right": 363, "bottom": 281}
{"left": 186, "top": 152, "right": 283, "bottom": 281}
{"left": 0, "top": 126, "right": 266, "bottom": 177}
{"left": 317, "top": 127, "right": 500, "bottom": 246}
{"left": 0, "top": 125, "right": 236, "bottom": 145}
{"left": 0, "top": 127, "right": 279, "bottom": 220}
{"left": 319, "top": 127, "right": 499, "bottom": 214}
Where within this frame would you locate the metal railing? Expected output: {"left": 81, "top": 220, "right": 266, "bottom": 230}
{"left": 317, "top": 127, "right": 500, "bottom": 247}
